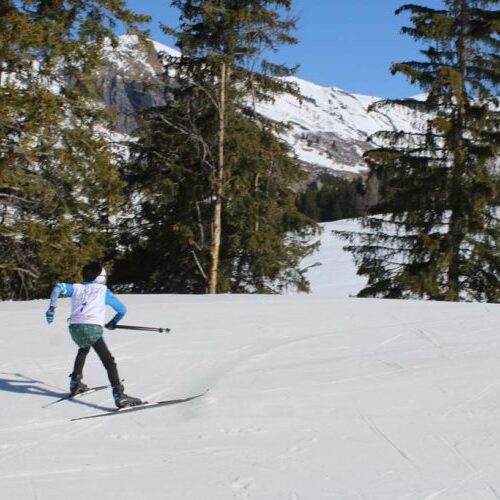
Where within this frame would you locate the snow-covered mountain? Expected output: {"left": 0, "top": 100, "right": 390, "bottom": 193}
{"left": 255, "top": 78, "right": 426, "bottom": 176}
{"left": 100, "top": 35, "right": 428, "bottom": 176}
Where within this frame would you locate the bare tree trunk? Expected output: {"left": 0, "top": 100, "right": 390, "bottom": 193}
{"left": 208, "top": 62, "right": 226, "bottom": 294}
{"left": 446, "top": 0, "right": 467, "bottom": 301}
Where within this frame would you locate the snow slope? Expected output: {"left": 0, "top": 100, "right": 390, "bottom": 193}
{"left": 102, "top": 35, "right": 180, "bottom": 76}
{"left": 255, "top": 77, "right": 426, "bottom": 174}
{"left": 2, "top": 221, "right": 500, "bottom": 500}
{"left": 298, "top": 219, "right": 367, "bottom": 297}
{"left": 2, "top": 295, "right": 500, "bottom": 500}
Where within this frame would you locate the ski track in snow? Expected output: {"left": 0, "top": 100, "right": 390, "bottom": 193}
{"left": 359, "top": 414, "right": 419, "bottom": 471}
{"left": 428, "top": 436, "right": 500, "bottom": 500}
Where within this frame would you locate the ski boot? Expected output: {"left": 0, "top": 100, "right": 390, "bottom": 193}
{"left": 112, "top": 385, "right": 142, "bottom": 409}
{"left": 69, "top": 373, "right": 88, "bottom": 396}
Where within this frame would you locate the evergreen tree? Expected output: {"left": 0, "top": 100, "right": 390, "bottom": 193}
{"left": 0, "top": 1, "right": 148, "bottom": 299}
{"left": 164, "top": 0, "right": 313, "bottom": 293}
{"left": 338, "top": 0, "right": 499, "bottom": 302}
{"left": 297, "top": 174, "right": 366, "bottom": 222}
{"left": 114, "top": 0, "right": 318, "bottom": 294}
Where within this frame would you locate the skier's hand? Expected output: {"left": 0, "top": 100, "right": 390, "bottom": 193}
{"left": 46, "top": 306, "right": 55, "bottom": 324}
{"left": 105, "top": 319, "right": 117, "bottom": 330}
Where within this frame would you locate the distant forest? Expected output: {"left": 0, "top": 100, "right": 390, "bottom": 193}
{"left": 296, "top": 174, "right": 372, "bottom": 223}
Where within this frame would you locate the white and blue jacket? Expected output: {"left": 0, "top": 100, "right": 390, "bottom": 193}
{"left": 49, "top": 282, "right": 126, "bottom": 327}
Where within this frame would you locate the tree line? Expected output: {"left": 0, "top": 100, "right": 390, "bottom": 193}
{"left": 0, "top": 0, "right": 318, "bottom": 299}
{"left": 0, "top": 0, "right": 498, "bottom": 301}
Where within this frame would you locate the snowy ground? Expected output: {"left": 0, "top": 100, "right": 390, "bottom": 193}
{"left": 1, "top": 224, "right": 500, "bottom": 500}
{"left": 298, "top": 219, "right": 368, "bottom": 297}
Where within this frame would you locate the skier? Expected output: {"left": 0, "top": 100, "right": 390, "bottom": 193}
{"left": 45, "top": 261, "right": 142, "bottom": 408}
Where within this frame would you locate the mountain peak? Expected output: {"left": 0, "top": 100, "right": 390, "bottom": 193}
{"left": 101, "top": 37, "right": 428, "bottom": 175}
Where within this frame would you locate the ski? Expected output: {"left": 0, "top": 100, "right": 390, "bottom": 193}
{"left": 71, "top": 391, "right": 207, "bottom": 421}
{"left": 43, "top": 384, "right": 110, "bottom": 408}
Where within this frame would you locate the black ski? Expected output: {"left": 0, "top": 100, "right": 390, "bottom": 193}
{"left": 43, "top": 384, "right": 110, "bottom": 408}
{"left": 71, "top": 391, "right": 207, "bottom": 421}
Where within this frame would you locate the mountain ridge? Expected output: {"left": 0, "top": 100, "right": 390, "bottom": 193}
{"left": 100, "top": 35, "right": 428, "bottom": 177}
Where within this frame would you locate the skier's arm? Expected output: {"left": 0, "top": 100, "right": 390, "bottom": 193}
{"left": 104, "top": 289, "right": 127, "bottom": 329}
{"left": 46, "top": 283, "right": 74, "bottom": 324}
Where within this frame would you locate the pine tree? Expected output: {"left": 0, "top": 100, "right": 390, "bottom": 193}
{"left": 220, "top": 113, "right": 317, "bottom": 293}
{"left": 0, "top": 1, "right": 148, "bottom": 299}
{"left": 163, "top": 0, "right": 311, "bottom": 293}
{"left": 338, "top": 0, "right": 499, "bottom": 302}
{"left": 114, "top": 0, "right": 318, "bottom": 294}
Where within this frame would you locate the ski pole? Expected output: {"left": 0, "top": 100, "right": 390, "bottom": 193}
{"left": 114, "top": 325, "right": 171, "bottom": 333}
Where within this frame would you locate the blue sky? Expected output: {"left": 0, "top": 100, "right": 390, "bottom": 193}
{"left": 123, "top": 0, "right": 445, "bottom": 98}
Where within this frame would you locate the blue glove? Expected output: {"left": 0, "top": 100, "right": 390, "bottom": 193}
{"left": 105, "top": 319, "right": 117, "bottom": 330}
{"left": 46, "top": 306, "right": 55, "bottom": 324}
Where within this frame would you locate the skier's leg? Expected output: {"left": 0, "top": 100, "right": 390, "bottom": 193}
{"left": 91, "top": 337, "right": 121, "bottom": 388}
{"left": 92, "top": 337, "right": 142, "bottom": 408}
{"left": 72, "top": 346, "right": 90, "bottom": 377}
{"left": 69, "top": 346, "right": 90, "bottom": 395}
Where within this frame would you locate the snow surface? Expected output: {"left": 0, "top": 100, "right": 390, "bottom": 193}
{"left": 298, "top": 219, "right": 368, "bottom": 297}
{"left": 2, "top": 220, "right": 500, "bottom": 500}
{"left": 150, "top": 39, "right": 181, "bottom": 59}
{"left": 102, "top": 35, "right": 180, "bottom": 77}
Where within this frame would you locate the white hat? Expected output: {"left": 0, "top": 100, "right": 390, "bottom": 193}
{"left": 94, "top": 267, "right": 107, "bottom": 284}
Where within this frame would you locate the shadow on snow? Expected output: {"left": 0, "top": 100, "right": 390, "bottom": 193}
{"left": 0, "top": 372, "right": 111, "bottom": 411}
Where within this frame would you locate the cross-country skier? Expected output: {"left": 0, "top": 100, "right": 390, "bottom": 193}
{"left": 45, "top": 261, "right": 142, "bottom": 408}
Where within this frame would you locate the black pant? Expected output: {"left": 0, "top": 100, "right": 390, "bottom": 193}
{"left": 72, "top": 337, "right": 121, "bottom": 388}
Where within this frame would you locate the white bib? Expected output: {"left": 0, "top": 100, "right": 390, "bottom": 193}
{"left": 70, "top": 283, "right": 107, "bottom": 326}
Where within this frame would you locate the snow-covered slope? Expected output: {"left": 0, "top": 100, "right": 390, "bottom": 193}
{"left": 101, "top": 35, "right": 428, "bottom": 175}
{"left": 102, "top": 35, "right": 180, "bottom": 75}
{"left": 298, "top": 219, "right": 367, "bottom": 297}
{"left": 2, "top": 294, "right": 500, "bottom": 499}
{"left": 256, "top": 77, "right": 426, "bottom": 174}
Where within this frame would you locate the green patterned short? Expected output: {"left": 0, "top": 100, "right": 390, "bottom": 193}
{"left": 69, "top": 324, "right": 103, "bottom": 348}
